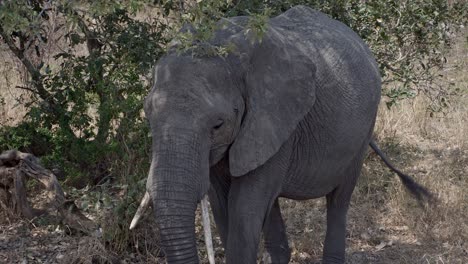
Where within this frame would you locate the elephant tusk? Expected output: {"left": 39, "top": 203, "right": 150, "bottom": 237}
{"left": 201, "top": 195, "right": 215, "bottom": 264}
{"left": 129, "top": 191, "right": 151, "bottom": 230}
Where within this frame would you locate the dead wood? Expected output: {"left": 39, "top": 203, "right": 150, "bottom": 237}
{"left": 0, "top": 150, "right": 96, "bottom": 233}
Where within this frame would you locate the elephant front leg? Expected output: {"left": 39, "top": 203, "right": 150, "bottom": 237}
{"left": 225, "top": 176, "right": 284, "bottom": 264}
{"left": 262, "top": 199, "right": 291, "bottom": 264}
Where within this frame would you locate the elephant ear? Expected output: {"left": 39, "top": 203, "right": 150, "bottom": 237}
{"left": 229, "top": 25, "right": 317, "bottom": 177}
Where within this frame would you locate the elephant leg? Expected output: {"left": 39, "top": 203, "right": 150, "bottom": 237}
{"left": 322, "top": 159, "right": 364, "bottom": 264}
{"left": 322, "top": 189, "right": 350, "bottom": 264}
{"left": 262, "top": 199, "right": 291, "bottom": 264}
{"left": 225, "top": 175, "right": 284, "bottom": 264}
{"left": 208, "top": 170, "right": 231, "bottom": 248}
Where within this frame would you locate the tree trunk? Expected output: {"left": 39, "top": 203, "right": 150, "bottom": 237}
{"left": 0, "top": 150, "right": 96, "bottom": 233}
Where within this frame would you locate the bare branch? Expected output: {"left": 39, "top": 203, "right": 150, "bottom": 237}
{"left": 15, "top": 85, "right": 36, "bottom": 93}
{"left": 0, "top": 26, "right": 51, "bottom": 101}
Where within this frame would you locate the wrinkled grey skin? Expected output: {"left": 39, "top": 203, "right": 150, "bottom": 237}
{"left": 144, "top": 6, "right": 381, "bottom": 264}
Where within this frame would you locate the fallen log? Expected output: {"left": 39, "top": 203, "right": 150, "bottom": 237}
{"left": 0, "top": 150, "right": 96, "bottom": 234}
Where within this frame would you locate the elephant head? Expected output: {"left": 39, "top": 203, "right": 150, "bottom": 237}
{"left": 134, "top": 12, "right": 318, "bottom": 263}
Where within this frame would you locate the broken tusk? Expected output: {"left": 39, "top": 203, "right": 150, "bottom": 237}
{"left": 129, "top": 191, "right": 151, "bottom": 230}
{"left": 201, "top": 195, "right": 215, "bottom": 264}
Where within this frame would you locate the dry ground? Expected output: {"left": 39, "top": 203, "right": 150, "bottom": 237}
{"left": 1, "top": 34, "right": 467, "bottom": 264}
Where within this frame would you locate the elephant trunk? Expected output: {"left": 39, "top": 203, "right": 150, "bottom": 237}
{"left": 130, "top": 191, "right": 215, "bottom": 264}
{"left": 154, "top": 184, "right": 198, "bottom": 263}
{"left": 149, "top": 130, "right": 210, "bottom": 264}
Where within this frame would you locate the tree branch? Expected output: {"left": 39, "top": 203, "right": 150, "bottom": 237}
{"left": 0, "top": 25, "right": 77, "bottom": 139}
{"left": 15, "top": 85, "right": 36, "bottom": 93}
{"left": 67, "top": 12, "right": 110, "bottom": 144}
{"left": 0, "top": 26, "right": 51, "bottom": 101}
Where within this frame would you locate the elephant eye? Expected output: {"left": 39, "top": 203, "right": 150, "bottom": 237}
{"left": 213, "top": 119, "right": 224, "bottom": 130}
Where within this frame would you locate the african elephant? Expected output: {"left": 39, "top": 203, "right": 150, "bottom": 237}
{"left": 132, "top": 5, "right": 432, "bottom": 264}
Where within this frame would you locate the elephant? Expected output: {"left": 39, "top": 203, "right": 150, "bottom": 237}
{"left": 131, "top": 5, "right": 432, "bottom": 264}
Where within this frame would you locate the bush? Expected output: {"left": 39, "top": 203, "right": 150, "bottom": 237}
{"left": 0, "top": 0, "right": 163, "bottom": 184}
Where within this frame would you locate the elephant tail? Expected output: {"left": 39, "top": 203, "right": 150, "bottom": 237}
{"left": 369, "top": 140, "right": 435, "bottom": 204}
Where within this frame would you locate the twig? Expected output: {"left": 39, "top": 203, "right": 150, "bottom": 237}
{"left": 15, "top": 85, "right": 37, "bottom": 93}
